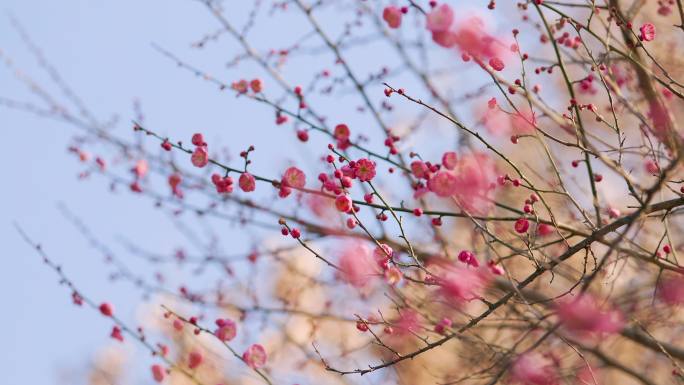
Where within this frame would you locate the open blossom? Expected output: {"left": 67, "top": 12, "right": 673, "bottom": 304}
{"left": 426, "top": 4, "right": 454, "bottom": 32}
{"left": 410, "top": 160, "right": 430, "bottom": 179}
{"left": 453, "top": 16, "right": 507, "bottom": 59}
{"left": 385, "top": 266, "right": 402, "bottom": 285}
{"left": 556, "top": 294, "right": 624, "bottom": 335}
{"left": 427, "top": 171, "right": 458, "bottom": 197}
{"left": 510, "top": 353, "right": 559, "bottom": 385}
{"left": 373, "top": 243, "right": 394, "bottom": 267}
{"left": 392, "top": 309, "right": 421, "bottom": 336}
{"left": 382, "top": 6, "right": 402, "bottom": 29}
{"left": 214, "top": 318, "right": 237, "bottom": 341}
{"left": 430, "top": 257, "right": 488, "bottom": 305}
{"left": 442, "top": 151, "right": 458, "bottom": 170}
{"left": 243, "top": 344, "right": 267, "bottom": 369}
{"left": 354, "top": 158, "right": 376, "bottom": 182}
{"left": 639, "top": 23, "right": 656, "bottom": 41}
{"left": 338, "top": 243, "right": 379, "bottom": 288}
{"left": 191, "top": 146, "right": 209, "bottom": 168}
{"left": 238, "top": 172, "right": 256, "bottom": 192}
{"left": 282, "top": 166, "right": 306, "bottom": 188}
{"left": 452, "top": 153, "right": 497, "bottom": 213}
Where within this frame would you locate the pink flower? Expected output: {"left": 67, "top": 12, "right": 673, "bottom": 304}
{"left": 282, "top": 166, "right": 306, "bottom": 189}
{"left": 432, "top": 30, "right": 458, "bottom": 48}
{"left": 382, "top": 6, "right": 402, "bottom": 29}
{"left": 133, "top": 159, "right": 148, "bottom": 178}
{"left": 214, "top": 319, "right": 237, "bottom": 341}
{"left": 427, "top": 171, "right": 458, "bottom": 197}
{"left": 644, "top": 159, "right": 660, "bottom": 174}
{"left": 333, "top": 123, "right": 350, "bottom": 141}
{"left": 191, "top": 133, "right": 205, "bottom": 146}
{"left": 510, "top": 353, "right": 558, "bottom": 385}
{"left": 338, "top": 243, "right": 379, "bottom": 288}
{"left": 452, "top": 153, "right": 497, "bottom": 213}
{"left": 489, "top": 57, "right": 504, "bottom": 71}
{"left": 335, "top": 195, "right": 352, "bottom": 212}
{"left": 392, "top": 309, "right": 421, "bottom": 335}
{"left": 239, "top": 172, "right": 256, "bottom": 192}
{"left": 639, "top": 23, "right": 656, "bottom": 41}
{"left": 487, "top": 260, "right": 504, "bottom": 275}
{"left": 188, "top": 350, "right": 203, "bottom": 369}
{"left": 373, "top": 243, "right": 394, "bottom": 267}
{"left": 510, "top": 110, "right": 537, "bottom": 135}
{"left": 212, "top": 174, "right": 234, "bottom": 194}
{"left": 659, "top": 276, "right": 684, "bottom": 305}
{"left": 191, "top": 146, "right": 209, "bottom": 168}
{"left": 442, "top": 151, "right": 458, "bottom": 170}
{"left": 537, "top": 223, "right": 554, "bottom": 236}
{"left": 110, "top": 326, "right": 123, "bottom": 342}
{"left": 410, "top": 160, "right": 430, "bottom": 179}
{"left": 457, "top": 250, "right": 479, "bottom": 267}
{"left": 514, "top": 218, "right": 530, "bottom": 233}
{"left": 243, "top": 344, "right": 267, "bottom": 369}
{"left": 556, "top": 294, "right": 624, "bottom": 335}
{"left": 99, "top": 302, "right": 113, "bottom": 317}
{"left": 385, "top": 267, "right": 402, "bottom": 285}
{"left": 354, "top": 158, "right": 376, "bottom": 182}
{"left": 453, "top": 16, "right": 507, "bottom": 59}
{"left": 151, "top": 364, "right": 165, "bottom": 383}
{"left": 426, "top": 4, "right": 454, "bottom": 32}
{"left": 431, "top": 258, "right": 488, "bottom": 305}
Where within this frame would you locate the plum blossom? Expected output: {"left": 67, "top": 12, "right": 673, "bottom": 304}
{"left": 239, "top": 172, "right": 256, "bottom": 192}
{"left": 151, "top": 365, "right": 165, "bottom": 383}
{"left": 442, "top": 151, "right": 458, "bottom": 170}
{"left": 191, "top": 146, "right": 209, "bottom": 168}
{"left": 556, "top": 294, "right": 624, "bottom": 335}
{"left": 410, "top": 160, "right": 430, "bottom": 179}
{"left": 214, "top": 318, "right": 237, "bottom": 341}
{"left": 426, "top": 4, "right": 454, "bottom": 32}
{"left": 243, "top": 344, "right": 267, "bottom": 369}
{"left": 338, "top": 243, "right": 379, "bottom": 288}
{"left": 430, "top": 257, "right": 489, "bottom": 305}
{"left": 510, "top": 353, "right": 559, "bottom": 385}
{"left": 452, "top": 153, "right": 498, "bottom": 213}
{"left": 382, "top": 6, "right": 402, "bottom": 29}
{"left": 354, "top": 158, "right": 376, "bottom": 182}
{"left": 427, "top": 171, "right": 458, "bottom": 197}
{"left": 188, "top": 350, "right": 203, "bottom": 369}
{"left": 639, "top": 23, "right": 656, "bottom": 41}
{"left": 659, "top": 276, "right": 684, "bottom": 305}
{"left": 282, "top": 166, "right": 306, "bottom": 189}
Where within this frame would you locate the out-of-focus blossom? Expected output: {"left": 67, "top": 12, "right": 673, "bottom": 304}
{"left": 338, "top": 243, "right": 379, "bottom": 288}
{"left": 556, "top": 294, "right": 624, "bottom": 335}
{"left": 659, "top": 276, "right": 684, "bottom": 305}
{"left": 510, "top": 353, "right": 559, "bottom": 385}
